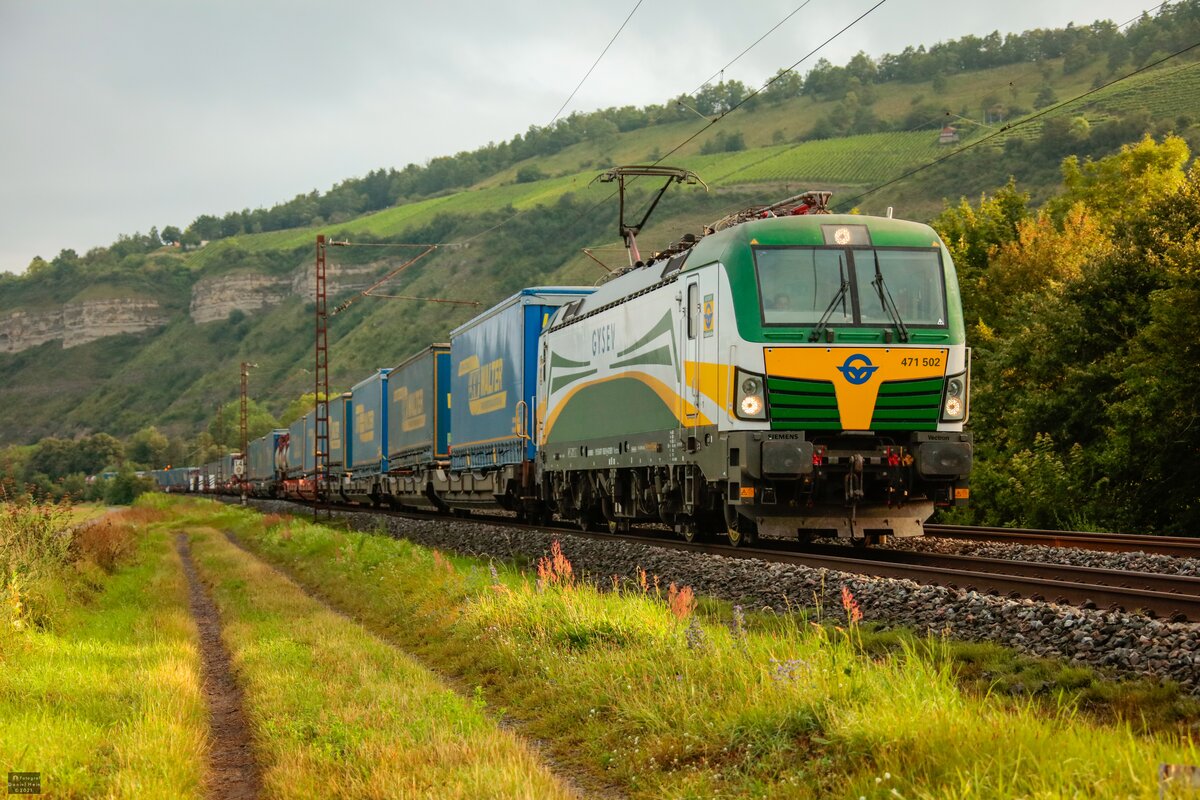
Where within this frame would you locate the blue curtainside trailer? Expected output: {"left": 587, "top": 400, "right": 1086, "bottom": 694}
{"left": 449, "top": 288, "right": 592, "bottom": 471}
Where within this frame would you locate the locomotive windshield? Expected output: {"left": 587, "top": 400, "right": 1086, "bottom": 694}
{"left": 754, "top": 246, "right": 947, "bottom": 328}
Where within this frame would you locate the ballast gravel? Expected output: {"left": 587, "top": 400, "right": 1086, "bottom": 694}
{"left": 252, "top": 501, "right": 1200, "bottom": 695}
{"left": 889, "top": 535, "right": 1200, "bottom": 579}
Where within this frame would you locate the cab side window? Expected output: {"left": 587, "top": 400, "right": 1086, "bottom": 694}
{"left": 687, "top": 283, "right": 699, "bottom": 339}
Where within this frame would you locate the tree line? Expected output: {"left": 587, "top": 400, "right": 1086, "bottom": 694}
{"left": 933, "top": 134, "right": 1200, "bottom": 533}
{"left": 12, "top": 0, "right": 1191, "bottom": 276}
{"left": 4, "top": 0, "right": 1194, "bottom": 288}
{"left": 0, "top": 392, "right": 320, "bottom": 503}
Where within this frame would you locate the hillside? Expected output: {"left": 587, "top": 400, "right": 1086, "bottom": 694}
{"left": 1, "top": 7, "right": 1198, "bottom": 449}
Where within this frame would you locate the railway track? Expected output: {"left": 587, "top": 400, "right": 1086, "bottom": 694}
{"left": 925, "top": 524, "right": 1200, "bottom": 559}
{"left": 258, "top": 499, "right": 1200, "bottom": 622}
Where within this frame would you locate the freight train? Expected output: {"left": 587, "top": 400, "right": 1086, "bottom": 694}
{"left": 189, "top": 187, "right": 972, "bottom": 545}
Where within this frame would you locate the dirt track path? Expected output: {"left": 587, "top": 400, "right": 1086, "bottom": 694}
{"left": 176, "top": 533, "right": 262, "bottom": 800}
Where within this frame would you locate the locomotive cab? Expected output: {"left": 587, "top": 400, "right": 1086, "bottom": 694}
{"left": 537, "top": 193, "right": 971, "bottom": 545}
{"left": 718, "top": 216, "right": 973, "bottom": 541}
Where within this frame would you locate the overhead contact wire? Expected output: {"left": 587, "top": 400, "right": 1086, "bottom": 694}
{"left": 548, "top": 0, "right": 646, "bottom": 126}
{"left": 561, "top": 0, "right": 891, "bottom": 249}
{"left": 686, "top": 0, "right": 816, "bottom": 97}
{"left": 836, "top": 39, "right": 1200, "bottom": 210}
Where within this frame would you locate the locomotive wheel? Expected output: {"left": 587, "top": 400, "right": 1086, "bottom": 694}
{"left": 679, "top": 521, "right": 698, "bottom": 543}
{"left": 608, "top": 518, "right": 631, "bottom": 534}
{"left": 724, "top": 504, "right": 756, "bottom": 547}
{"left": 579, "top": 509, "right": 605, "bottom": 532}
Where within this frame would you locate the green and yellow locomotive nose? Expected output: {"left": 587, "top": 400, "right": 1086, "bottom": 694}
{"left": 763, "top": 346, "right": 966, "bottom": 431}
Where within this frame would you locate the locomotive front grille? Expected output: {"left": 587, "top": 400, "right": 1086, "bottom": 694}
{"left": 870, "top": 377, "right": 942, "bottom": 431}
{"left": 766, "top": 377, "right": 840, "bottom": 430}
{"left": 766, "top": 375, "right": 942, "bottom": 432}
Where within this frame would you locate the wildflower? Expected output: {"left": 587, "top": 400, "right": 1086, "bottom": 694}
{"left": 5, "top": 581, "right": 24, "bottom": 630}
{"left": 841, "top": 585, "right": 863, "bottom": 625}
{"left": 730, "top": 604, "right": 747, "bottom": 649}
{"left": 769, "top": 656, "right": 808, "bottom": 683}
{"left": 637, "top": 567, "right": 649, "bottom": 593}
{"left": 535, "top": 540, "right": 574, "bottom": 590}
{"left": 668, "top": 583, "right": 696, "bottom": 620}
{"left": 489, "top": 561, "right": 500, "bottom": 586}
{"left": 684, "top": 616, "right": 708, "bottom": 651}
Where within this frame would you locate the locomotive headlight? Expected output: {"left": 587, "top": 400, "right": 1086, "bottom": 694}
{"left": 734, "top": 368, "right": 768, "bottom": 421}
{"left": 941, "top": 370, "right": 968, "bottom": 421}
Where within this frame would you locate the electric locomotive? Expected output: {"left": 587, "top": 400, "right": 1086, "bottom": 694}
{"left": 536, "top": 181, "right": 971, "bottom": 544}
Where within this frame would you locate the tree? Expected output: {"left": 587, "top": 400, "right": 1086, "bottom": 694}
{"left": 515, "top": 165, "right": 547, "bottom": 184}
{"left": 209, "top": 399, "right": 279, "bottom": 450}
{"left": 761, "top": 68, "right": 802, "bottom": 105}
{"left": 279, "top": 393, "right": 328, "bottom": 427}
{"left": 1033, "top": 84, "right": 1058, "bottom": 109}
{"left": 103, "top": 464, "right": 156, "bottom": 505}
{"left": 127, "top": 426, "right": 170, "bottom": 468}
{"left": 161, "top": 225, "right": 182, "bottom": 245}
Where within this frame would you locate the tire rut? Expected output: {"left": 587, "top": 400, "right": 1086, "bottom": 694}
{"left": 176, "top": 532, "right": 262, "bottom": 800}
{"left": 219, "top": 528, "right": 624, "bottom": 800}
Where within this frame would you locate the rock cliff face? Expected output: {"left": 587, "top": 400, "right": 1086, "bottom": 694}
{"left": 62, "top": 299, "right": 170, "bottom": 348}
{"left": 187, "top": 262, "right": 384, "bottom": 323}
{"left": 289, "top": 262, "right": 381, "bottom": 299}
{"left": 0, "top": 298, "right": 169, "bottom": 353}
{"left": 188, "top": 272, "right": 291, "bottom": 324}
{"left": 0, "top": 259, "right": 389, "bottom": 354}
{"left": 0, "top": 309, "right": 63, "bottom": 353}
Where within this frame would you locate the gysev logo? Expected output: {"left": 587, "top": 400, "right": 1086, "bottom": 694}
{"left": 458, "top": 355, "right": 507, "bottom": 415}
{"left": 836, "top": 353, "right": 879, "bottom": 385}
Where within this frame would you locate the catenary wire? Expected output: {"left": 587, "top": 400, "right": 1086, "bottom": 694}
{"left": 686, "top": 0, "right": 816, "bottom": 98}
{"left": 550, "top": 0, "right": 891, "bottom": 250}
{"left": 548, "top": 0, "right": 646, "bottom": 127}
{"left": 448, "top": 0, "right": 885, "bottom": 247}
{"left": 835, "top": 39, "right": 1200, "bottom": 210}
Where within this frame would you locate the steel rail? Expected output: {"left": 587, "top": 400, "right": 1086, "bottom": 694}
{"left": 644, "top": 539, "right": 1200, "bottom": 622}
{"left": 926, "top": 524, "right": 1200, "bottom": 559}
{"left": 261, "top": 499, "right": 1200, "bottom": 622}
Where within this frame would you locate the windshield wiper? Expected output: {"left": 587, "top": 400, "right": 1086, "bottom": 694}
{"left": 871, "top": 250, "right": 909, "bottom": 343}
{"left": 809, "top": 259, "right": 849, "bottom": 343}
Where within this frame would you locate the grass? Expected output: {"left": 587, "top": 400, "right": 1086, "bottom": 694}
{"left": 0, "top": 506, "right": 208, "bottom": 799}
{"left": 165, "top": 498, "right": 1200, "bottom": 800}
{"left": 170, "top": 511, "right": 577, "bottom": 799}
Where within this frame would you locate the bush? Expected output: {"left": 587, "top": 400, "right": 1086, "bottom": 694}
{"left": 103, "top": 465, "right": 156, "bottom": 506}
{"left": 515, "top": 165, "right": 547, "bottom": 184}
{"left": 700, "top": 130, "right": 746, "bottom": 155}
{"left": 0, "top": 493, "right": 74, "bottom": 634}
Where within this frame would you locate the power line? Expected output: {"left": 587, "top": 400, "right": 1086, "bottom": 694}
{"left": 1118, "top": 1, "right": 1168, "bottom": 30}
{"left": 559, "top": 0, "right": 890, "bottom": 238}
{"left": 548, "top": 0, "right": 646, "bottom": 127}
{"left": 653, "top": 0, "right": 890, "bottom": 166}
{"left": 686, "top": 0, "right": 815, "bottom": 97}
{"left": 452, "top": 0, "right": 886, "bottom": 247}
{"left": 835, "top": 39, "right": 1200, "bottom": 211}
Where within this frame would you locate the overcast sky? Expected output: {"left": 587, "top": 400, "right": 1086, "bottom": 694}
{"left": 0, "top": 0, "right": 1146, "bottom": 274}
